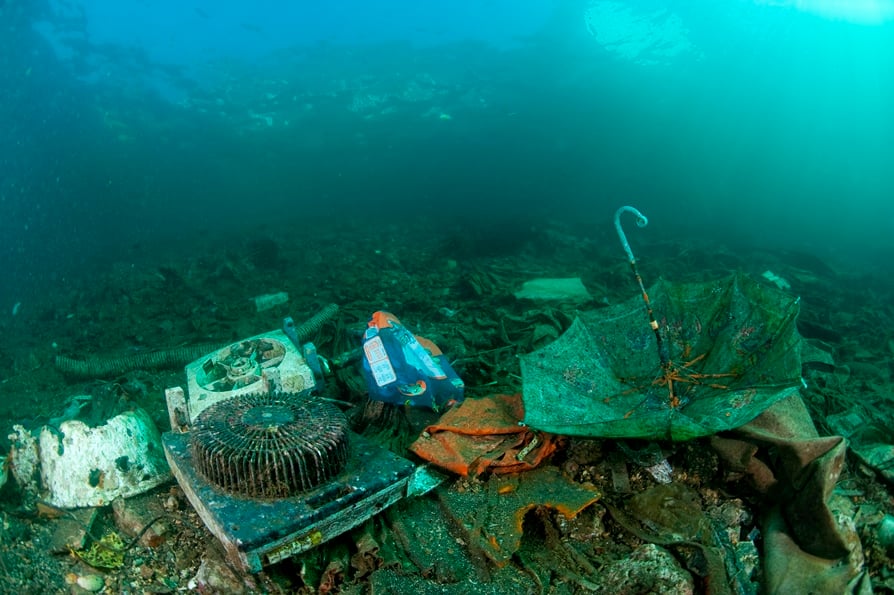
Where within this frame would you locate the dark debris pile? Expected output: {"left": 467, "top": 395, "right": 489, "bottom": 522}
{"left": 1, "top": 217, "right": 893, "bottom": 593}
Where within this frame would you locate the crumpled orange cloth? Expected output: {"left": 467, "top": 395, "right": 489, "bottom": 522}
{"left": 409, "top": 393, "right": 558, "bottom": 477}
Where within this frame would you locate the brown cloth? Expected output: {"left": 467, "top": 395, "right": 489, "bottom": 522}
{"left": 409, "top": 393, "right": 558, "bottom": 477}
{"left": 711, "top": 394, "right": 868, "bottom": 594}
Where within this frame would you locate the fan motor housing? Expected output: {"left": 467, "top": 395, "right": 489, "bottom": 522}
{"left": 180, "top": 330, "right": 320, "bottom": 424}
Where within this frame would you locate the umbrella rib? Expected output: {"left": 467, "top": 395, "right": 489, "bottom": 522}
{"left": 609, "top": 345, "right": 744, "bottom": 411}
{"left": 652, "top": 354, "right": 740, "bottom": 407}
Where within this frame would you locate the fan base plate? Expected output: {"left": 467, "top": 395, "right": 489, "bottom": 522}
{"left": 162, "top": 430, "right": 415, "bottom": 572}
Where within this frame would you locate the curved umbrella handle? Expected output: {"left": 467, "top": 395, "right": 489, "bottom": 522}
{"left": 614, "top": 206, "right": 648, "bottom": 264}
{"left": 613, "top": 206, "right": 669, "bottom": 366}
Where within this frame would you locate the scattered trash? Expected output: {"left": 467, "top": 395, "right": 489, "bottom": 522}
{"left": 189, "top": 545, "right": 251, "bottom": 594}
{"left": 383, "top": 497, "right": 490, "bottom": 587}
{"left": 164, "top": 400, "right": 415, "bottom": 572}
{"left": 644, "top": 459, "right": 674, "bottom": 484}
{"left": 49, "top": 507, "right": 99, "bottom": 553}
{"left": 800, "top": 337, "right": 837, "bottom": 373}
{"left": 73, "top": 573, "right": 105, "bottom": 592}
{"left": 762, "top": 493, "right": 866, "bottom": 594}
{"left": 405, "top": 464, "right": 449, "bottom": 497}
{"left": 179, "top": 331, "right": 324, "bottom": 423}
{"left": 711, "top": 394, "right": 865, "bottom": 590}
{"left": 761, "top": 270, "right": 792, "bottom": 291}
{"left": 361, "top": 311, "right": 464, "bottom": 410}
{"left": 522, "top": 207, "right": 802, "bottom": 440}
{"left": 514, "top": 277, "right": 592, "bottom": 303}
{"left": 8, "top": 424, "right": 42, "bottom": 499}
{"left": 508, "top": 207, "right": 863, "bottom": 593}
{"left": 4, "top": 207, "right": 886, "bottom": 593}
{"left": 409, "top": 393, "right": 558, "bottom": 477}
{"left": 606, "top": 481, "right": 762, "bottom": 593}
{"left": 520, "top": 207, "right": 804, "bottom": 441}
{"left": 112, "top": 495, "right": 168, "bottom": 548}
{"left": 37, "top": 407, "right": 171, "bottom": 508}
{"left": 827, "top": 410, "right": 894, "bottom": 485}
{"left": 521, "top": 273, "right": 804, "bottom": 440}
{"left": 162, "top": 309, "right": 422, "bottom": 573}
{"left": 253, "top": 291, "right": 289, "bottom": 312}
{"left": 437, "top": 466, "right": 601, "bottom": 567}
{"left": 55, "top": 342, "right": 223, "bottom": 379}
{"left": 877, "top": 514, "right": 894, "bottom": 556}
{"left": 625, "top": 482, "right": 705, "bottom": 542}
{"left": 437, "top": 306, "right": 459, "bottom": 318}
{"left": 595, "top": 543, "right": 695, "bottom": 594}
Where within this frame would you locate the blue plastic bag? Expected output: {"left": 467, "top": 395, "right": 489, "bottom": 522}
{"left": 361, "top": 311, "right": 464, "bottom": 410}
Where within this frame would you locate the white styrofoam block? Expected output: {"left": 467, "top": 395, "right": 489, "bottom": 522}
{"left": 39, "top": 408, "right": 171, "bottom": 508}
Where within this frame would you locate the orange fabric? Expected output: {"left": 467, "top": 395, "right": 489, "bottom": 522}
{"left": 409, "top": 393, "right": 558, "bottom": 477}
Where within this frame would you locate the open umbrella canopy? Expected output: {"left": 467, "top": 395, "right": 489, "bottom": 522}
{"left": 520, "top": 273, "right": 804, "bottom": 441}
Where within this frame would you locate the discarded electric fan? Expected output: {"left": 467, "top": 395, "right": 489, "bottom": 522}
{"left": 162, "top": 307, "right": 418, "bottom": 572}
{"left": 189, "top": 392, "right": 351, "bottom": 498}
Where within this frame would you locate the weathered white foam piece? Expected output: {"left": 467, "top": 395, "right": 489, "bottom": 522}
{"left": 38, "top": 407, "right": 171, "bottom": 508}
{"left": 514, "top": 278, "right": 592, "bottom": 303}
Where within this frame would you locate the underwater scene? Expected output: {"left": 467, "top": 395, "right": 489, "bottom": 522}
{"left": 2, "top": 0, "right": 894, "bottom": 592}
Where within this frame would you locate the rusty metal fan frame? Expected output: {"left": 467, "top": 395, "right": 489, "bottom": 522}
{"left": 190, "top": 392, "right": 350, "bottom": 498}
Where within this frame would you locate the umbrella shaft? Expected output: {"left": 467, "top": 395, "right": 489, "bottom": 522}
{"left": 629, "top": 261, "right": 669, "bottom": 367}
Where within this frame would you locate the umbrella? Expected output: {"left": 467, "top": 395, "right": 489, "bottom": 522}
{"left": 520, "top": 207, "right": 804, "bottom": 441}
